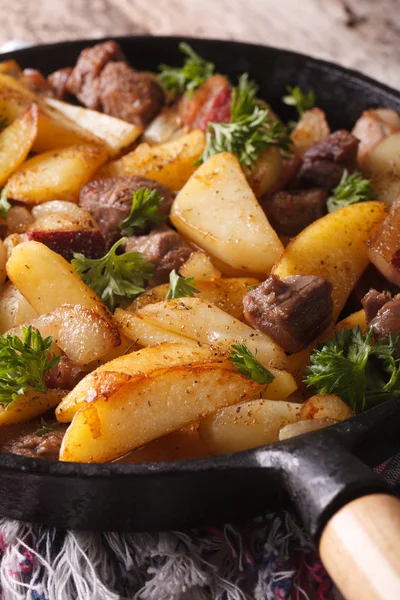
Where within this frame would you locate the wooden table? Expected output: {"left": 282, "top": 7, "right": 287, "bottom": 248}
{"left": 0, "top": 0, "right": 398, "bottom": 89}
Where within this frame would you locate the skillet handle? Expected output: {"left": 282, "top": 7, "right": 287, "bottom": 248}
{"left": 319, "top": 494, "right": 400, "bottom": 600}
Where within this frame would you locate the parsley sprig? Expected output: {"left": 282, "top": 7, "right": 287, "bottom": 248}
{"left": 304, "top": 327, "right": 400, "bottom": 414}
{"left": 327, "top": 170, "right": 377, "bottom": 213}
{"left": 158, "top": 42, "right": 215, "bottom": 99}
{"left": 72, "top": 238, "right": 154, "bottom": 311}
{"left": 0, "top": 187, "right": 11, "bottom": 220}
{"left": 199, "top": 74, "right": 292, "bottom": 168}
{"left": 120, "top": 188, "right": 166, "bottom": 236}
{"left": 283, "top": 85, "right": 315, "bottom": 117}
{"left": 166, "top": 269, "right": 200, "bottom": 299}
{"left": 35, "top": 417, "right": 60, "bottom": 437}
{"left": 229, "top": 342, "right": 275, "bottom": 385}
{"left": 0, "top": 326, "right": 60, "bottom": 407}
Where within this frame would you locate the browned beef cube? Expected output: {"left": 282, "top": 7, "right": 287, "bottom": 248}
{"left": 48, "top": 67, "right": 73, "bottom": 100}
{"left": 45, "top": 356, "right": 86, "bottom": 390}
{"left": 243, "top": 274, "right": 333, "bottom": 353}
{"left": 124, "top": 228, "right": 192, "bottom": 286}
{"left": 26, "top": 230, "right": 106, "bottom": 261}
{"left": 79, "top": 176, "right": 175, "bottom": 248}
{"left": 261, "top": 189, "right": 327, "bottom": 236}
{"left": 361, "top": 289, "right": 393, "bottom": 323}
{"left": 362, "top": 289, "right": 400, "bottom": 349}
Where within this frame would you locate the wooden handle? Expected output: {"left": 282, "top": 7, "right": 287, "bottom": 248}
{"left": 319, "top": 494, "right": 400, "bottom": 600}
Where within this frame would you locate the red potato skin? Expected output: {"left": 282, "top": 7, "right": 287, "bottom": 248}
{"left": 26, "top": 230, "right": 106, "bottom": 261}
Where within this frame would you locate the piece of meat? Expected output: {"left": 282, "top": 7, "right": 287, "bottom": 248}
{"left": 26, "top": 230, "right": 106, "bottom": 261}
{"left": 45, "top": 356, "right": 86, "bottom": 390}
{"left": 66, "top": 40, "right": 124, "bottom": 109}
{"left": 352, "top": 108, "right": 400, "bottom": 167}
{"left": 22, "top": 68, "right": 54, "bottom": 97}
{"left": 98, "top": 61, "right": 164, "bottom": 128}
{"left": 367, "top": 199, "right": 400, "bottom": 287}
{"left": 124, "top": 228, "right": 192, "bottom": 285}
{"left": 270, "top": 154, "right": 301, "bottom": 193}
{"left": 243, "top": 274, "right": 333, "bottom": 353}
{"left": 48, "top": 67, "right": 73, "bottom": 100}
{"left": 293, "top": 130, "right": 359, "bottom": 191}
{"left": 178, "top": 74, "right": 231, "bottom": 130}
{"left": 79, "top": 176, "right": 175, "bottom": 248}
{"left": 362, "top": 288, "right": 393, "bottom": 323}
{"left": 0, "top": 420, "right": 67, "bottom": 459}
{"left": 260, "top": 189, "right": 327, "bottom": 236}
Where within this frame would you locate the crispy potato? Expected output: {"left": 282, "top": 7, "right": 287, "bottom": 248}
{"left": 362, "top": 132, "right": 400, "bottom": 205}
{"left": 245, "top": 146, "right": 283, "bottom": 197}
{"left": 199, "top": 399, "right": 302, "bottom": 454}
{"left": 298, "top": 394, "right": 353, "bottom": 421}
{"left": 45, "top": 97, "right": 142, "bottom": 157}
{"left": 7, "top": 144, "right": 107, "bottom": 204}
{"left": 179, "top": 252, "right": 221, "bottom": 281}
{"left": 0, "top": 73, "right": 102, "bottom": 153}
{"left": 6, "top": 206, "right": 34, "bottom": 233}
{"left": 0, "top": 389, "right": 66, "bottom": 426}
{"left": 115, "top": 309, "right": 196, "bottom": 347}
{"left": 367, "top": 200, "right": 400, "bottom": 286}
{"left": 0, "top": 240, "right": 7, "bottom": 287}
{"left": 171, "top": 152, "right": 283, "bottom": 276}
{"left": 0, "top": 59, "right": 23, "bottom": 78}
{"left": 272, "top": 202, "right": 388, "bottom": 319}
{"left": 0, "top": 282, "right": 38, "bottom": 333}
{"left": 128, "top": 277, "right": 259, "bottom": 320}
{"left": 0, "top": 103, "right": 38, "bottom": 187}
{"left": 141, "top": 105, "right": 184, "bottom": 146}
{"left": 6, "top": 241, "right": 109, "bottom": 318}
{"left": 59, "top": 343, "right": 263, "bottom": 462}
{"left": 8, "top": 305, "right": 120, "bottom": 365}
{"left": 97, "top": 130, "right": 206, "bottom": 190}
{"left": 115, "top": 297, "right": 288, "bottom": 369}
{"left": 279, "top": 418, "right": 338, "bottom": 441}
{"left": 291, "top": 108, "right": 330, "bottom": 156}
{"left": 352, "top": 109, "right": 400, "bottom": 167}
{"left": 336, "top": 309, "right": 366, "bottom": 332}
{"left": 30, "top": 200, "right": 97, "bottom": 232}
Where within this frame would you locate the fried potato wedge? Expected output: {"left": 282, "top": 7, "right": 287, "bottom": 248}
{"left": 291, "top": 108, "right": 330, "bottom": 156}
{"left": 128, "top": 277, "right": 259, "bottom": 320}
{"left": 7, "top": 144, "right": 108, "bottom": 204}
{"left": 272, "top": 201, "right": 388, "bottom": 319}
{"left": 8, "top": 305, "right": 120, "bottom": 365}
{"left": 199, "top": 399, "right": 302, "bottom": 454}
{"left": 0, "top": 240, "right": 7, "bottom": 287}
{"left": 0, "top": 389, "right": 67, "bottom": 426}
{"left": 0, "top": 282, "right": 38, "bottom": 333}
{"left": 59, "top": 343, "right": 263, "bottom": 462}
{"left": 6, "top": 241, "right": 109, "bottom": 319}
{"left": 362, "top": 132, "right": 400, "bottom": 205}
{"left": 0, "top": 73, "right": 102, "bottom": 153}
{"left": 97, "top": 130, "right": 206, "bottom": 190}
{"left": 279, "top": 417, "right": 338, "bottom": 440}
{"left": 298, "top": 394, "right": 353, "bottom": 422}
{"left": 115, "top": 297, "right": 288, "bottom": 369}
{"left": 179, "top": 252, "right": 221, "bottom": 281}
{"left": 171, "top": 152, "right": 283, "bottom": 276}
{"left": 0, "top": 59, "right": 23, "bottom": 78}
{"left": 0, "top": 103, "right": 38, "bottom": 187}
{"left": 245, "top": 146, "right": 283, "bottom": 198}
{"left": 45, "top": 97, "right": 142, "bottom": 157}
{"left": 336, "top": 309, "right": 366, "bottom": 332}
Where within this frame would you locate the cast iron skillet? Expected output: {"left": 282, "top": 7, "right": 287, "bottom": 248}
{"left": 1, "top": 38, "right": 400, "bottom": 579}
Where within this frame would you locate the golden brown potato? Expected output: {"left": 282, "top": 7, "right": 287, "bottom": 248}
{"left": 30, "top": 200, "right": 98, "bottom": 232}
{"left": 0, "top": 282, "right": 38, "bottom": 333}
{"left": 6, "top": 144, "right": 107, "bottom": 204}
{"left": 291, "top": 108, "right": 330, "bottom": 156}
{"left": 0, "top": 59, "right": 23, "bottom": 79}
{"left": 199, "top": 399, "right": 302, "bottom": 454}
{"left": 362, "top": 132, "right": 400, "bottom": 205}
{"left": 245, "top": 146, "right": 283, "bottom": 197}
{"left": 171, "top": 152, "right": 283, "bottom": 276}
{"left": 352, "top": 108, "right": 400, "bottom": 167}
{"left": 179, "top": 252, "right": 221, "bottom": 281}
{"left": 59, "top": 343, "right": 264, "bottom": 462}
{"left": 367, "top": 200, "right": 400, "bottom": 286}
{"left": 0, "top": 103, "right": 38, "bottom": 187}
{"left": 6, "top": 206, "right": 34, "bottom": 233}
{"left": 272, "top": 201, "right": 388, "bottom": 319}
{"left": 336, "top": 309, "right": 366, "bottom": 332}
{"left": 298, "top": 394, "right": 354, "bottom": 422}
{"left": 279, "top": 417, "right": 338, "bottom": 441}
{"left": 0, "top": 389, "right": 67, "bottom": 426}
{"left": 97, "top": 130, "right": 206, "bottom": 190}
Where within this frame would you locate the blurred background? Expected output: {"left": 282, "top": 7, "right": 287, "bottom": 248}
{"left": 0, "top": 0, "right": 399, "bottom": 88}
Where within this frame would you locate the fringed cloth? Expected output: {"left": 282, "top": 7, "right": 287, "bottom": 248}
{"left": 1, "top": 456, "right": 399, "bottom": 600}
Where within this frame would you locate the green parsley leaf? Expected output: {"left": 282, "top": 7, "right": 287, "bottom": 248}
{"left": 282, "top": 85, "right": 315, "bottom": 117}
{"left": 35, "top": 417, "right": 60, "bottom": 437}
{"left": 158, "top": 42, "right": 215, "bottom": 99}
{"left": 303, "top": 327, "right": 400, "bottom": 414}
{"left": 120, "top": 188, "right": 166, "bottom": 236}
{"left": 0, "top": 326, "right": 61, "bottom": 407}
{"left": 72, "top": 238, "right": 154, "bottom": 311}
{"left": 229, "top": 342, "right": 275, "bottom": 385}
{"left": 165, "top": 269, "right": 200, "bottom": 299}
{"left": 198, "top": 73, "right": 292, "bottom": 168}
{"left": 327, "top": 170, "right": 377, "bottom": 213}
{"left": 0, "top": 187, "right": 11, "bottom": 220}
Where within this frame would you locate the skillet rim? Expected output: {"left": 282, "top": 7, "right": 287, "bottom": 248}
{"left": 0, "top": 34, "right": 399, "bottom": 478}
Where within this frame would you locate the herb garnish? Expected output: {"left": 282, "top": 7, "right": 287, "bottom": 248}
{"left": 72, "top": 239, "right": 154, "bottom": 311}
{"left": 304, "top": 327, "right": 400, "bottom": 414}
{"left": 158, "top": 42, "right": 215, "bottom": 99}
{"left": 0, "top": 326, "right": 61, "bottom": 407}
{"left": 282, "top": 85, "right": 315, "bottom": 118}
{"left": 229, "top": 342, "right": 275, "bottom": 385}
{"left": 327, "top": 170, "right": 377, "bottom": 213}
{"left": 0, "top": 187, "right": 11, "bottom": 219}
{"left": 199, "top": 74, "right": 291, "bottom": 168}
{"left": 35, "top": 417, "right": 60, "bottom": 437}
{"left": 166, "top": 269, "right": 200, "bottom": 300}
{"left": 120, "top": 188, "right": 165, "bottom": 236}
